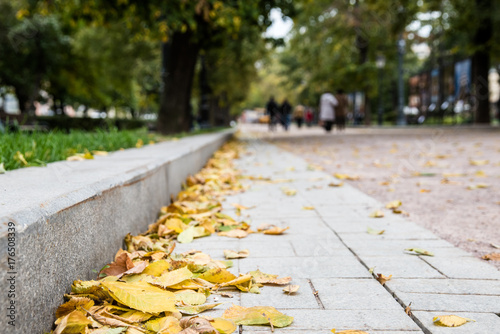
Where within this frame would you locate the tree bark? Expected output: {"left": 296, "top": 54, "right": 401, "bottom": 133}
{"left": 472, "top": 0, "right": 492, "bottom": 124}
{"left": 157, "top": 30, "right": 199, "bottom": 134}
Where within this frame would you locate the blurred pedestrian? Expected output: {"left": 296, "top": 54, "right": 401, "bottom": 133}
{"left": 266, "top": 96, "right": 278, "bottom": 131}
{"left": 280, "top": 99, "right": 292, "bottom": 131}
{"left": 319, "top": 91, "right": 338, "bottom": 132}
{"left": 305, "top": 107, "right": 313, "bottom": 127}
{"left": 293, "top": 104, "right": 305, "bottom": 128}
{"left": 335, "top": 89, "right": 348, "bottom": 131}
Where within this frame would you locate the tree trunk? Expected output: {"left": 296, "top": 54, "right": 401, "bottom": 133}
{"left": 158, "top": 31, "right": 199, "bottom": 134}
{"left": 472, "top": 0, "right": 492, "bottom": 124}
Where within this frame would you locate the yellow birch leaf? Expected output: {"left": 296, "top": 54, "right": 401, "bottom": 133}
{"left": 56, "top": 297, "right": 94, "bottom": 319}
{"left": 178, "top": 226, "right": 196, "bottom": 243}
{"left": 145, "top": 316, "right": 182, "bottom": 333}
{"left": 165, "top": 218, "right": 187, "bottom": 234}
{"left": 101, "top": 281, "right": 177, "bottom": 313}
{"left": 385, "top": 200, "right": 402, "bottom": 209}
{"left": 231, "top": 203, "right": 250, "bottom": 210}
{"left": 302, "top": 206, "right": 315, "bottom": 210}
{"left": 199, "top": 268, "right": 237, "bottom": 284}
{"left": 367, "top": 227, "right": 385, "bottom": 235}
{"left": 53, "top": 310, "right": 92, "bottom": 334}
{"left": 328, "top": 182, "right": 344, "bottom": 187}
{"left": 215, "top": 274, "right": 253, "bottom": 289}
{"left": 211, "top": 318, "right": 237, "bottom": 334}
{"left": 223, "top": 249, "right": 250, "bottom": 259}
{"left": 433, "top": 315, "right": 475, "bottom": 327}
{"left": 331, "top": 330, "right": 369, "bottom": 333}
{"left": 405, "top": 248, "right": 434, "bottom": 256}
{"left": 142, "top": 260, "right": 171, "bottom": 277}
{"left": 222, "top": 305, "right": 293, "bottom": 327}
{"left": 218, "top": 229, "right": 248, "bottom": 238}
{"left": 249, "top": 269, "right": 291, "bottom": 285}
{"left": 283, "top": 285, "right": 300, "bottom": 294}
{"left": 168, "top": 279, "right": 206, "bottom": 290}
{"left": 174, "top": 290, "right": 207, "bottom": 305}
{"left": 369, "top": 210, "right": 385, "bottom": 218}
{"left": 177, "top": 303, "right": 222, "bottom": 315}
{"left": 146, "top": 267, "right": 193, "bottom": 288}
{"left": 470, "top": 159, "right": 488, "bottom": 166}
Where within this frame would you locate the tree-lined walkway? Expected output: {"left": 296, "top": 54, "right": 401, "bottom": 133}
{"left": 176, "top": 133, "right": 500, "bottom": 332}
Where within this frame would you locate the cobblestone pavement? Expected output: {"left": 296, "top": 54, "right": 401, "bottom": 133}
{"left": 176, "top": 133, "right": 500, "bottom": 333}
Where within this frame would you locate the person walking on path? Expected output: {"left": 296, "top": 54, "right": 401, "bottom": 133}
{"left": 305, "top": 107, "right": 314, "bottom": 127}
{"left": 280, "top": 99, "right": 292, "bottom": 131}
{"left": 266, "top": 97, "right": 279, "bottom": 131}
{"left": 293, "top": 104, "right": 305, "bottom": 128}
{"left": 335, "top": 89, "right": 348, "bottom": 131}
{"left": 319, "top": 91, "right": 338, "bottom": 132}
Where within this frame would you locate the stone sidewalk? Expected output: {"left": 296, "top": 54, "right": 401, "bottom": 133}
{"left": 176, "top": 139, "right": 500, "bottom": 333}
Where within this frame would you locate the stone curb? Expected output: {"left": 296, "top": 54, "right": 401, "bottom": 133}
{"left": 0, "top": 129, "right": 233, "bottom": 333}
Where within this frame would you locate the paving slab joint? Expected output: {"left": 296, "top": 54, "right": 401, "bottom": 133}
{"left": 307, "top": 279, "right": 325, "bottom": 310}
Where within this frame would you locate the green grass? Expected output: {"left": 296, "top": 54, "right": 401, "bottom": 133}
{"left": 0, "top": 126, "right": 230, "bottom": 172}
{"left": 0, "top": 128, "right": 162, "bottom": 171}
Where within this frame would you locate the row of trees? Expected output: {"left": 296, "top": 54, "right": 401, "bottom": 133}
{"left": 0, "top": 0, "right": 294, "bottom": 134}
{"left": 268, "top": 0, "right": 499, "bottom": 124}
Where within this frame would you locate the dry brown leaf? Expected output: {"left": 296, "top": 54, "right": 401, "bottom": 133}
{"left": 405, "top": 302, "right": 412, "bottom": 316}
{"left": 250, "top": 269, "right": 292, "bottom": 285}
{"left": 482, "top": 253, "right": 500, "bottom": 261}
{"left": 218, "top": 229, "right": 248, "bottom": 238}
{"left": 179, "top": 316, "right": 218, "bottom": 334}
{"left": 376, "top": 273, "right": 392, "bottom": 285}
{"left": 283, "top": 285, "right": 300, "bottom": 294}
{"left": 99, "top": 252, "right": 134, "bottom": 279}
{"left": 262, "top": 226, "right": 290, "bottom": 235}
{"left": 223, "top": 249, "right": 250, "bottom": 259}
{"left": 55, "top": 297, "right": 94, "bottom": 319}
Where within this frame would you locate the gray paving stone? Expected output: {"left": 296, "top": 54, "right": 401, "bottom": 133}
{"left": 289, "top": 237, "right": 352, "bottom": 257}
{"left": 420, "top": 256, "right": 500, "bottom": 279}
{"left": 241, "top": 309, "right": 421, "bottom": 331}
{"left": 311, "top": 278, "right": 403, "bottom": 310}
{"left": 386, "top": 278, "right": 500, "bottom": 295}
{"left": 394, "top": 292, "right": 500, "bottom": 313}
{"left": 240, "top": 278, "right": 320, "bottom": 309}
{"left": 356, "top": 255, "right": 445, "bottom": 278}
{"left": 322, "top": 217, "right": 421, "bottom": 233}
{"left": 230, "top": 240, "right": 297, "bottom": 258}
{"left": 245, "top": 331, "right": 424, "bottom": 334}
{"left": 412, "top": 311, "right": 500, "bottom": 334}
{"left": 338, "top": 228, "right": 440, "bottom": 240}
{"left": 239, "top": 256, "right": 371, "bottom": 279}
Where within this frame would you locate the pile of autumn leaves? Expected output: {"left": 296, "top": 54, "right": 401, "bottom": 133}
{"left": 51, "top": 142, "right": 294, "bottom": 334}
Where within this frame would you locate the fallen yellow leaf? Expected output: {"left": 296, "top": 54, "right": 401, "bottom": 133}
{"left": 369, "top": 210, "right": 385, "bottom": 218}
{"left": 470, "top": 159, "right": 488, "bottom": 166}
{"left": 224, "top": 249, "right": 250, "bottom": 259}
{"left": 433, "top": 315, "right": 475, "bottom": 327}
{"left": 283, "top": 285, "right": 300, "bottom": 294}
{"left": 222, "top": 305, "right": 293, "bottom": 327}
{"left": 385, "top": 200, "right": 402, "bottom": 209}
{"left": 405, "top": 248, "right": 434, "bottom": 256}
{"left": 367, "top": 227, "right": 385, "bottom": 235}
{"left": 302, "top": 206, "right": 315, "bottom": 210}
